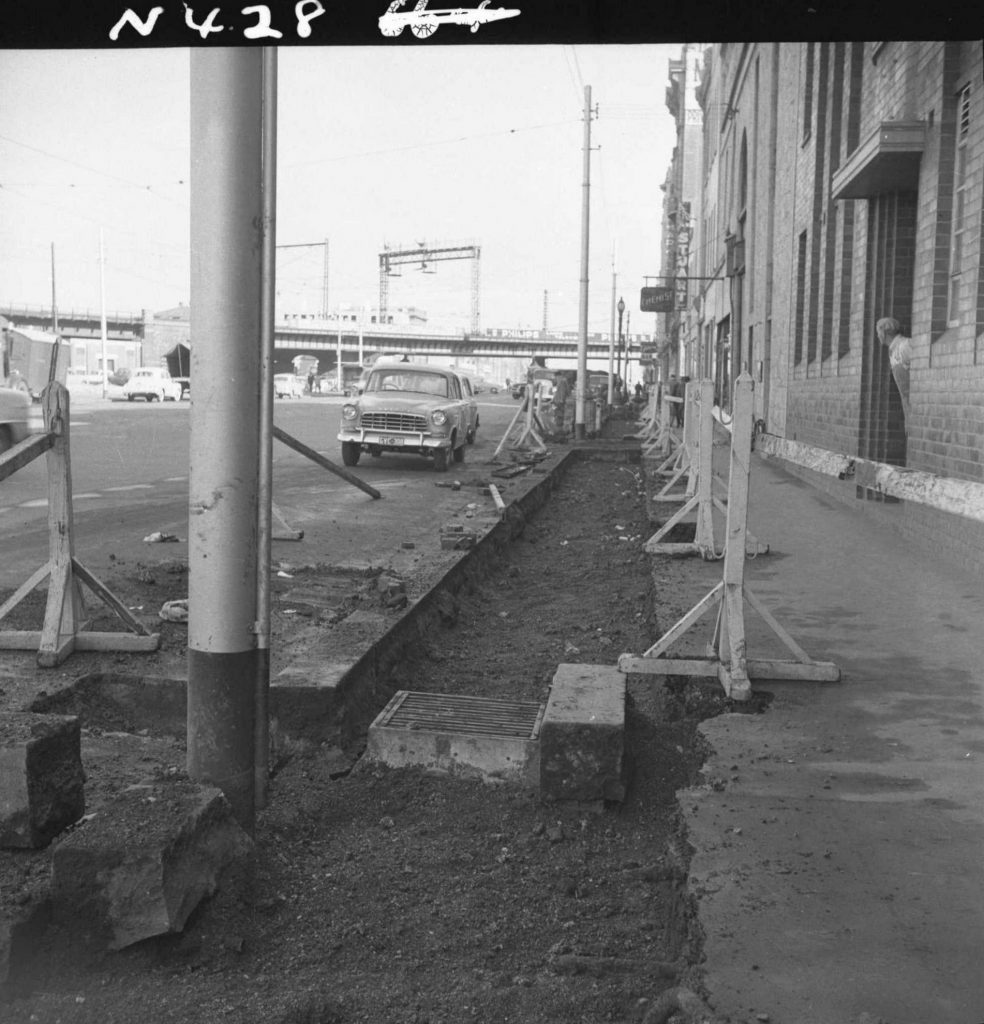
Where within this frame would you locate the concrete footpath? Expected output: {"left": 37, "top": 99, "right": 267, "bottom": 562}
{"left": 671, "top": 448, "right": 984, "bottom": 1024}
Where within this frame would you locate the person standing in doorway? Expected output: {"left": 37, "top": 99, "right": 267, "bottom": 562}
{"left": 876, "top": 317, "right": 913, "bottom": 427}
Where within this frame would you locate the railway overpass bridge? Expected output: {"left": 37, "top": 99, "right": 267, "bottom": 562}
{"left": 1, "top": 303, "right": 653, "bottom": 369}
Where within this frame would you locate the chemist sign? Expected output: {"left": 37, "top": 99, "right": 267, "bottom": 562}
{"left": 640, "top": 286, "right": 675, "bottom": 313}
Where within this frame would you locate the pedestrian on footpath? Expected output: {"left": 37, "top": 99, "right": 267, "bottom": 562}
{"left": 669, "top": 373, "right": 684, "bottom": 427}
{"left": 876, "top": 317, "right": 913, "bottom": 427}
{"left": 552, "top": 370, "right": 570, "bottom": 435}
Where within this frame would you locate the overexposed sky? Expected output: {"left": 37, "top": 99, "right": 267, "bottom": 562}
{"left": 0, "top": 44, "right": 679, "bottom": 334}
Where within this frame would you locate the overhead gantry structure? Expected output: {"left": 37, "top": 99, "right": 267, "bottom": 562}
{"left": 379, "top": 241, "right": 481, "bottom": 334}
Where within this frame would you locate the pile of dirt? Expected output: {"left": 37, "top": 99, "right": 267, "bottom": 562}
{"left": 3, "top": 454, "right": 751, "bottom": 1024}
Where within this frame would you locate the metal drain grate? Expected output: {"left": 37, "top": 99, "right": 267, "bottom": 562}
{"left": 377, "top": 691, "right": 545, "bottom": 739}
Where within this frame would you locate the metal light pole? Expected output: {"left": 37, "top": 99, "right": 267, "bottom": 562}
{"left": 616, "top": 296, "right": 625, "bottom": 402}
{"left": 188, "top": 48, "right": 267, "bottom": 830}
{"left": 625, "top": 309, "right": 631, "bottom": 399}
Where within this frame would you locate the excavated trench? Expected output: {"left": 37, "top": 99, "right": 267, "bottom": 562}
{"left": 3, "top": 443, "right": 761, "bottom": 1023}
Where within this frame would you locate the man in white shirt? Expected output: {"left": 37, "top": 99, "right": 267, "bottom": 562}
{"left": 876, "top": 317, "right": 913, "bottom": 426}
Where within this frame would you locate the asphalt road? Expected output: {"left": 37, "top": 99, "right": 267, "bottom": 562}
{"left": 0, "top": 387, "right": 523, "bottom": 587}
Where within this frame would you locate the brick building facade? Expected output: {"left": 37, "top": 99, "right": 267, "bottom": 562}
{"left": 663, "top": 41, "right": 984, "bottom": 569}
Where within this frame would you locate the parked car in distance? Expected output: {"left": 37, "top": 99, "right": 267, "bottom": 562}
{"left": 273, "top": 373, "right": 304, "bottom": 398}
{"left": 337, "top": 362, "right": 471, "bottom": 472}
{"left": 0, "top": 385, "right": 31, "bottom": 453}
{"left": 121, "top": 367, "right": 183, "bottom": 402}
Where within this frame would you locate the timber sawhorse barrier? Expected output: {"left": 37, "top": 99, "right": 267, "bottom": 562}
{"left": 645, "top": 379, "right": 769, "bottom": 560}
{"left": 0, "top": 383, "right": 160, "bottom": 667}
{"left": 620, "top": 372, "right": 840, "bottom": 701}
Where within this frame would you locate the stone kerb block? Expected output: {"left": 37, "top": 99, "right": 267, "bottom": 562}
{"left": 539, "top": 664, "right": 626, "bottom": 804}
{"left": 52, "top": 779, "right": 254, "bottom": 950}
{"left": 0, "top": 713, "right": 85, "bottom": 849}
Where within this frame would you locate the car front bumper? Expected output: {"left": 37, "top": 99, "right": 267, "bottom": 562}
{"left": 338, "top": 428, "right": 452, "bottom": 452}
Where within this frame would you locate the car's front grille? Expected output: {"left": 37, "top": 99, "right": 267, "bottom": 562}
{"left": 361, "top": 412, "right": 427, "bottom": 432}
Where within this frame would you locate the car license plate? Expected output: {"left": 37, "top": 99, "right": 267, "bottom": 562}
{"left": 387, "top": 436, "right": 404, "bottom": 446}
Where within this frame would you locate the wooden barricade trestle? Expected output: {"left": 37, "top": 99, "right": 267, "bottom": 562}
{"left": 493, "top": 380, "right": 551, "bottom": 459}
{"left": 622, "top": 373, "right": 838, "bottom": 701}
{"left": 646, "top": 379, "right": 769, "bottom": 560}
{"left": 0, "top": 384, "right": 160, "bottom": 667}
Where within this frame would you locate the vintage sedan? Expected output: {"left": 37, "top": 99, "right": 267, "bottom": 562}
{"left": 122, "top": 367, "right": 183, "bottom": 402}
{"left": 337, "top": 362, "right": 472, "bottom": 472}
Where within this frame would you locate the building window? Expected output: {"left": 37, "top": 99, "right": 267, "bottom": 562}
{"left": 794, "top": 230, "right": 808, "bottom": 365}
{"left": 947, "top": 84, "right": 971, "bottom": 326}
{"left": 803, "top": 44, "right": 815, "bottom": 142}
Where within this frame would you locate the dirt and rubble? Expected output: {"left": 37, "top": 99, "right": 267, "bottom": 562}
{"left": 0, "top": 451, "right": 763, "bottom": 1024}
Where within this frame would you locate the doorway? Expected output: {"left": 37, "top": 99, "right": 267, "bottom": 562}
{"left": 859, "top": 192, "right": 915, "bottom": 470}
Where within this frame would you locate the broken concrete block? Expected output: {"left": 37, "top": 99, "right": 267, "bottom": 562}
{"left": 0, "top": 713, "right": 85, "bottom": 849}
{"left": 539, "top": 664, "right": 626, "bottom": 803}
{"left": 51, "top": 778, "right": 253, "bottom": 950}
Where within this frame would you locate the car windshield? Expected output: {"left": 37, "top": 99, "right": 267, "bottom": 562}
{"left": 367, "top": 370, "right": 449, "bottom": 398}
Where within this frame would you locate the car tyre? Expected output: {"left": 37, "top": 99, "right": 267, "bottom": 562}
{"left": 341, "top": 442, "right": 361, "bottom": 467}
{"left": 452, "top": 442, "right": 465, "bottom": 464}
{"left": 433, "top": 447, "right": 449, "bottom": 472}
{"left": 0, "top": 426, "right": 12, "bottom": 455}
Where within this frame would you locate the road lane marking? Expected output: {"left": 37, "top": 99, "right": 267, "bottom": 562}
{"left": 104, "top": 484, "right": 155, "bottom": 492}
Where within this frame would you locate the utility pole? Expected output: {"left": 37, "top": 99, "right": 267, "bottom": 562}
{"left": 608, "top": 242, "right": 616, "bottom": 406}
{"left": 254, "top": 47, "right": 277, "bottom": 811}
{"left": 188, "top": 48, "right": 270, "bottom": 831}
{"left": 99, "top": 230, "right": 108, "bottom": 399}
{"left": 50, "top": 243, "right": 59, "bottom": 335}
{"left": 575, "top": 84, "right": 597, "bottom": 440}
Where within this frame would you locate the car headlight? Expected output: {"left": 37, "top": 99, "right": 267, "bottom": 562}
{"left": 431, "top": 409, "right": 448, "bottom": 426}
{"left": 342, "top": 404, "right": 359, "bottom": 420}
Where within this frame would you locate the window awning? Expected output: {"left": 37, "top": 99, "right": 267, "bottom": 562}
{"left": 831, "top": 121, "right": 926, "bottom": 201}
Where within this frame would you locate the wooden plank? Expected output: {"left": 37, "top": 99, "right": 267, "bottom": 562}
{"left": 0, "top": 631, "right": 47, "bottom": 650}
{"left": 745, "top": 659, "right": 840, "bottom": 682}
{"left": 71, "top": 558, "right": 153, "bottom": 635}
{"left": 37, "top": 632, "right": 76, "bottom": 668}
{"left": 619, "top": 655, "right": 719, "bottom": 677}
{"left": 73, "top": 632, "right": 161, "bottom": 652}
{"left": 644, "top": 494, "right": 698, "bottom": 549}
{"left": 718, "top": 660, "right": 752, "bottom": 701}
{"left": 488, "top": 484, "right": 506, "bottom": 517}
{"left": 273, "top": 425, "right": 382, "bottom": 499}
{"left": 639, "top": 581, "right": 723, "bottom": 659}
{"left": 694, "top": 381, "right": 717, "bottom": 558}
{"left": 743, "top": 585, "right": 814, "bottom": 663}
{"left": 643, "top": 542, "right": 700, "bottom": 558}
{"left": 0, "top": 432, "right": 55, "bottom": 483}
{"left": 0, "top": 563, "right": 51, "bottom": 621}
